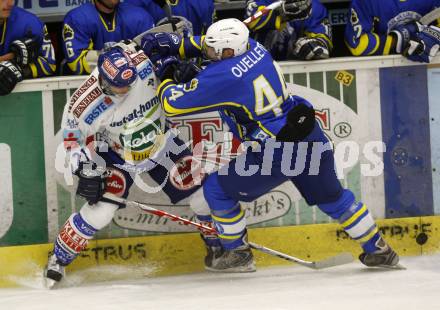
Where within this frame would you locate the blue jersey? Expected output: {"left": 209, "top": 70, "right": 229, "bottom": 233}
{"left": 0, "top": 6, "right": 55, "bottom": 78}
{"left": 126, "top": 0, "right": 215, "bottom": 35}
{"left": 62, "top": 2, "right": 155, "bottom": 75}
{"left": 345, "top": 0, "right": 440, "bottom": 56}
{"left": 158, "top": 38, "right": 304, "bottom": 141}
{"left": 246, "top": 0, "right": 331, "bottom": 48}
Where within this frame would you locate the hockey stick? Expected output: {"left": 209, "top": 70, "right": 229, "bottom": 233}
{"left": 0, "top": 52, "right": 14, "bottom": 62}
{"left": 420, "top": 7, "right": 440, "bottom": 25}
{"left": 133, "top": 0, "right": 284, "bottom": 45}
{"left": 242, "top": 0, "right": 283, "bottom": 26}
{"left": 103, "top": 194, "right": 354, "bottom": 269}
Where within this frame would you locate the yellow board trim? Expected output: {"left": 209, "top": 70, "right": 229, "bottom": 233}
{"left": 1, "top": 216, "right": 440, "bottom": 287}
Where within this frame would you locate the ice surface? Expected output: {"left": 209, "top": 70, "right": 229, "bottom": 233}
{"left": 0, "top": 255, "right": 439, "bottom": 310}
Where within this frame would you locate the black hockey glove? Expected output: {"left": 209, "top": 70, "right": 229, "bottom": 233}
{"left": 276, "top": 104, "right": 315, "bottom": 142}
{"left": 173, "top": 61, "right": 201, "bottom": 83}
{"left": 289, "top": 37, "right": 330, "bottom": 60}
{"left": 0, "top": 61, "right": 23, "bottom": 96}
{"left": 75, "top": 161, "right": 107, "bottom": 205}
{"left": 281, "top": 0, "right": 312, "bottom": 21}
{"left": 9, "top": 37, "right": 40, "bottom": 66}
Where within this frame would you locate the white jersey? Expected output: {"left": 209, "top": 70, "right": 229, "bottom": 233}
{"left": 62, "top": 50, "right": 163, "bottom": 165}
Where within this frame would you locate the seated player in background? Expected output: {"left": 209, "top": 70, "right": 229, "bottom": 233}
{"left": 44, "top": 42, "right": 203, "bottom": 287}
{"left": 0, "top": 0, "right": 56, "bottom": 96}
{"left": 62, "top": 0, "right": 155, "bottom": 75}
{"left": 127, "top": 0, "right": 215, "bottom": 35}
{"left": 245, "top": 0, "right": 332, "bottom": 60}
{"left": 345, "top": 0, "right": 440, "bottom": 63}
{"left": 140, "top": 18, "right": 399, "bottom": 272}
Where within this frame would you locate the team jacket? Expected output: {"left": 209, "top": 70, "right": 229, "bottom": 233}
{"left": 62, "top": 2, "right": 155, "bottom": 75}
{"left": 126, "top": 0, "right": 215, "bottom": 35}
{"left": 62, "top": 49, "right": 165, "bottom": 165}
{"left": 345, "top": 0, "right": 440, "bottom": 56}
{"left": 245, "top": 0, "right": 332, "bottom": 49}
{"left": 0, "top": 6, "right": 56, "bottom": 78}
{"left": 158, "top": 38, "right": 306, "bottom": 142}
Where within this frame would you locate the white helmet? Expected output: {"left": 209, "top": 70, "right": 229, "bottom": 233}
{"left": 204, "top": 18, "right": 249, "bottom": 60}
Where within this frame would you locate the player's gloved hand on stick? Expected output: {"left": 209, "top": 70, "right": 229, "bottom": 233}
{"left": 9, "top": 37, "right": 40, "bottom": 66}
{"left": 140, "top": 32, "right": 182, "bottom": 63}
{"left": 154, "top": 56, "right": 180, "bottom": 81}
{"left": 173, "top": 60, "right": 201, "bottom": 83}
{"left": 0, "top": 61, "right": 23, "bottom": 96}
{"left": 290, "top": 37, "right": 330, "bottom": 60}
{"left": 404, "top": 24, "right": 440, "bottom": 63}
{"left": 281, "top": 0, "right": 312, "bottom": 21}
{"left": 75, "top": 161, "right": 107, "bottom": 205}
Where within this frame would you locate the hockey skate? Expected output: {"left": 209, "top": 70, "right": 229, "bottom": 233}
{"left": 43, "top": 254, "right": 65, "bottom": 289}
{"left": 359, "top": 237, "right": 403, "bottom": 269}
{"left": 206, "top": 232, "right": 256, "bottom": 274}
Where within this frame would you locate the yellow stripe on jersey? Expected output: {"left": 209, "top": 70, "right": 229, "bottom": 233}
{"left": 383, "top": 35, "right": 394, "bottom": 55}
{"left": 346, "top": 33, "right": 370, "bottom": 56}
{"left": 29, "top": 63, "right": 38, "bottom": 78}
{"left": 179, "top": 37, "right": 186, "bottom": 58}
{"left": 304, "top": 31, "right": 333, "bottom": 49}
{"left": 190, "top": 36, "right": 202, "bottom": 50}
{"left": 0, "top": 20, "right": 6, "bottom": 45}
{"left": 367, "top": 33, "right": 380, "bottom": 55}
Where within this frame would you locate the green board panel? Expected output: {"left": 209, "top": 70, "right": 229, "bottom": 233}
{"left": 0, "top": 92, "right": 48, "bottom": 245}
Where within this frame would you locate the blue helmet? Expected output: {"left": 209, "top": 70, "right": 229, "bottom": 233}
{"left": 97, "top": 47, "right": 137, "bottom": 88}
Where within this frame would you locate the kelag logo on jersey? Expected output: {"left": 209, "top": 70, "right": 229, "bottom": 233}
{"left": 119, "top": 119, "right": 161, "bottom": 152}
{"left": 84, "top": 97, "right": 114, "bottom": 125}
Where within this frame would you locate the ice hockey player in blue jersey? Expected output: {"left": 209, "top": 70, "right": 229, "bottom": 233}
{"left": 245, "top": 0, "right": 332, "bottom": 60}
{"left": 0, "top": 0, "right": 56, "bottom": 95}
{"left": 345, "top": 0, "right": 440, "bottom": 63}
{"left": 141, "top": 18, "right": 400, "bottom": 272}
{"left": 127, "top": 0, "right": 215, "bottom": 35}
{"left": 62, "top": 0, "right": 155, "bottom": 75}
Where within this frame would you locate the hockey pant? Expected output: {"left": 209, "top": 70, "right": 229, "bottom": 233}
{"left": 202, "top": 122, "right": 381, "bottom": 252}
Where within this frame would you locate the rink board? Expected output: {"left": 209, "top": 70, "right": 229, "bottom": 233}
{"left": 0, "top": 215, "right": 439, "bottom": 288}
{"left": 1, "top": 56, "right": 440, "bottom": 248}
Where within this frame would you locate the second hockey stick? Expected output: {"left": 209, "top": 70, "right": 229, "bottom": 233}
{"left": 420, "top": 7, "right": 440, "bottom": 25}
{"left": 103, "top": 194, "right": 354, "bottom": 269}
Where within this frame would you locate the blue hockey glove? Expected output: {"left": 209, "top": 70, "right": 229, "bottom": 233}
{"left": 153, "top": 56, "right": 180, "bottom": 81}
{"left": 389, "top": 21, "right": 420, "bottom": 53}
{"left": 404, "top": 24, "right": 440, "bottom": 63}
{"left": 140, "top": 32, "right": 182, "bottom": 63}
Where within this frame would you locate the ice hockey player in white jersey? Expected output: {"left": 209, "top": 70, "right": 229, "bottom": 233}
{"left": 44, "top": 42, "right": 202, "bottom": 287}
